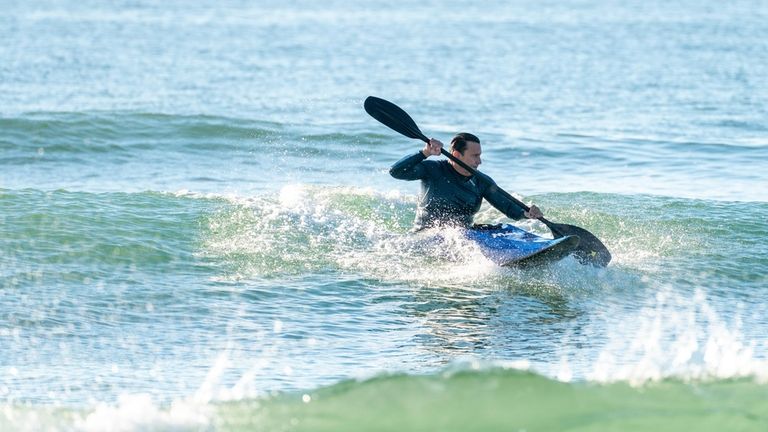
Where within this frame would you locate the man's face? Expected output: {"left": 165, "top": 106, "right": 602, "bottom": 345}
{"left": 451, "top": 141, "right": 482, "bottom": 176}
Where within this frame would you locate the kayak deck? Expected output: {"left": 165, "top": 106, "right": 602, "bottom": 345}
{"left": 465, "top": 224, "right": 580, "bottom": 267}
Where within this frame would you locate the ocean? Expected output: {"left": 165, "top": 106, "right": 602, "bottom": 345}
{"left": 2, "top": 0, "right": 767, "bottom": 430}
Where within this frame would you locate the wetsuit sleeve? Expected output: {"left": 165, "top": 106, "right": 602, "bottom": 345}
{"left": 477, "top": 175, "right": 527, "bottom": 220}
{"left": 389, "top": 152, "right": 428, "bottom": 180}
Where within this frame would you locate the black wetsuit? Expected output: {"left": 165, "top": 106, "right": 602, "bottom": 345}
{"left": 390, "top": 152, "right": 527, "bottom": 230}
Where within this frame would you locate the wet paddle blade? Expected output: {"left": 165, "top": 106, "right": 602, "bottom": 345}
{"left": 548, "top": 222, "right": 612, "bottom": 267}
{"left": 364, "top": 96, "right": 429, "bottom": 143}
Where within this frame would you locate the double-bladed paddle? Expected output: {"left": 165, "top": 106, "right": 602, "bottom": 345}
{"left": 364, "top": 95, "right": 611, "bottom": 267}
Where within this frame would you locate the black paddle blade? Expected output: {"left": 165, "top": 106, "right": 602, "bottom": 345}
{"left": 549, "top": 222, "right": 611, "bottom": 267}
{"left": 364, "top": 96, "right": 429, "bottom": 143}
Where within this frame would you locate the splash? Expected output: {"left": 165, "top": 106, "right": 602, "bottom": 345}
{"left": 199, "top": 184, "right": 511, "bottom": 284}
{"left": 583, "top": 287, "right": 766, "bottom": 385}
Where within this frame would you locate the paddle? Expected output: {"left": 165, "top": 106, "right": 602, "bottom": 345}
{"left": 364, "top": 95, "right": 612, "bottom": 267}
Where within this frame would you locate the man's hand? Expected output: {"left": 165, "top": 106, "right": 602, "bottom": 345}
{"left": 422, "top": 138, "right": 443, "bottom": 157}
{"left": 524, "top": 204, "right": 543, "bottom": 219}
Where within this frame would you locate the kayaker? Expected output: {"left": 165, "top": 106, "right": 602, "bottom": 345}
{"left": 390, "top": 132, "right": 544, "bottom": 231}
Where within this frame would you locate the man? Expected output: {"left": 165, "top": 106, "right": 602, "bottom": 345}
{"left": 389, "top": 132, "right": 543, "bottom": 231}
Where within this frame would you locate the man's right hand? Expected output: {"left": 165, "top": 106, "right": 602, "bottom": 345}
{"left": 422, "top": 138, "right": 443, "bottom": 157}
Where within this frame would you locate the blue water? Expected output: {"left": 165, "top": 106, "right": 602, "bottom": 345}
{"left": 2, "top": 0, "right": 767, "bottom": 430}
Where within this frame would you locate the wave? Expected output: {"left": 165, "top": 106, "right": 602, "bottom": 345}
{"left": 5, "top": 186, "right": 764, "bottom": 287}
{"left": 0, "top": 188, "right": 216, "bottom": 272}
{"left": 0, "top": 112, "right": 282, "bottom": 160}
{"left": 214, "top": 367, "right": 768, "bottom": 432}
{"left": 1, "top": 365, "right": 765, "bottom": 432}
{"left": 197, "top": 185, "right": 768, "bottom": 282}
{"left": 0, "top": 112, "right": 382, "bottom": 188}
{"left": 0, "top": 111, "right": 381, "bottom": 153}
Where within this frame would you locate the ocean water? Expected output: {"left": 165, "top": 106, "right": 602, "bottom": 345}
{"left": 2, "top": 0, "right": 767, "bottom": 430}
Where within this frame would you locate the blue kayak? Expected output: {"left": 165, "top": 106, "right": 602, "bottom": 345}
{"left": 465, "top": 224, "right": 580, "bottom": 267}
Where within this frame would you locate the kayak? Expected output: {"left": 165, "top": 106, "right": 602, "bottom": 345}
{"left": 465, "top": 224, "right": 580, "bottom": 267}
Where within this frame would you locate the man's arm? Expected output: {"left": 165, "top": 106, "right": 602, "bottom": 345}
{"left": 389, "top": 138, "right": 443, "bottom": 180}
{"left": 479, "top": 175, "right": 544, "bottom": 220}
{"left": 389, "top": 152, "right": 428, "bottom": 180}
{"left": 483, "top": 183, "right": 527, "bottom": 220}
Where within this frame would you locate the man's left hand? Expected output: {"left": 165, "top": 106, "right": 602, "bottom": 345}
{"left": 524, "top": 204, "right": 543, "bottom": 219}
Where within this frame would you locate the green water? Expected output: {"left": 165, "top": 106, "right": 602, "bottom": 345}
{"left": 2, "top": 0, "right": 768, "bottom": 430}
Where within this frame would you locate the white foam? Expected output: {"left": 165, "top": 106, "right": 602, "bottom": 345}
{"left": 584, "top": 287, "right": 766, "bottom": 385}
{"left": 76, "top": 394, "right": 210, "bottom": 432}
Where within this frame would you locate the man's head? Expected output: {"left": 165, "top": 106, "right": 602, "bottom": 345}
{"left": 450, "top": 132, "right": 482, "bottom": 176}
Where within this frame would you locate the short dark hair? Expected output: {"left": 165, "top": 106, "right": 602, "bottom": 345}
{"left": 450, "top": 133, "right": 480, "bottom": 154}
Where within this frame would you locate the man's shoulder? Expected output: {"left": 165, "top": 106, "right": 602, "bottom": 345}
{"left": 472, "top": 171, "right": 497, "bottom": 191}
{"left": 473, "top": 171, "right": 495, "bottom": 184}
{"left": 420, "top": 158, "right": 446, "bottom": 171}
